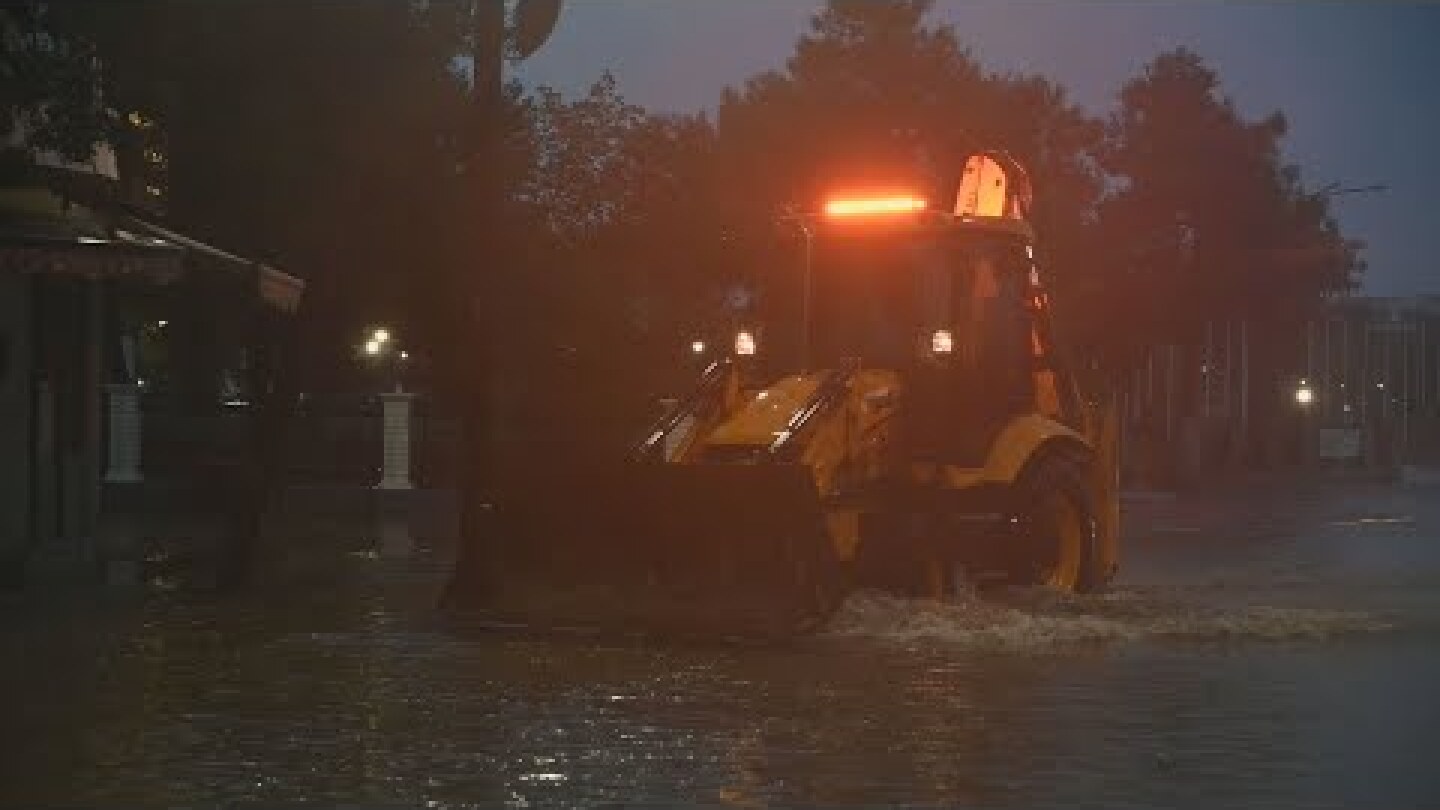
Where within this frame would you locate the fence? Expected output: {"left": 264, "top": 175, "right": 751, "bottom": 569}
{"left": 140, "top": 406, "right": 463, "bottom": 489}
{"left": 1115, "top": 300, "right": 1440, "bottom": 486}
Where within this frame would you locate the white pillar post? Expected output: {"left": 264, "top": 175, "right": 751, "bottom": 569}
{"left": 378, "top": 392, "right": 416, "bottom": 490}
{"left": 102, "top": 383, "right": 143, "bottom": 484}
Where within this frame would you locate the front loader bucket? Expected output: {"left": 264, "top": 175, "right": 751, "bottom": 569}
{"left": 476, "top": 462, "right": 843, "bottom": 639}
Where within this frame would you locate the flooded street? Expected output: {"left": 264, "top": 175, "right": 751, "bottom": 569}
{"left": 4, "top": 481, "right": 1440, "bottom": 808}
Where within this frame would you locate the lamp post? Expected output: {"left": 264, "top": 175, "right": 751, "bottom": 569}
{"left": 361, "top": 326, "right": 409, "bottom": 393}
{"left": 779, "top": 210, "right": 816, "bottom": 371}
{"left": 1320, "top": 183, "right": 1388, "bottom": 197}
{"left": 1308, "top": 182, "right": 1386, "bottom": 399}
{"left": 1306, "top": 182, "right": 1386, "bottom": 466}
{"left": 358, "top": 326, "right": 416, "bottom": 492}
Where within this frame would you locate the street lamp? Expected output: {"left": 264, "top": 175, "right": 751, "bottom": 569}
{"left": 360, "top": 326, "right": 406, "bottom": 392}
{"left": 690, "top": 339, "right": 706, "bottom": 356}
{"left": 1320, "top": 182, "right": 1388, "bottom": 198}
{"left": 1295, "top": 382, "right": 1315, "bottom": 406}
{"left": 779, "top": 209, "right": 816, "bottom": 371}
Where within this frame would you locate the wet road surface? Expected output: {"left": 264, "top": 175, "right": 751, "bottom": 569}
{"left": 3, "top": 480, "right": 1439, "bottom": 807}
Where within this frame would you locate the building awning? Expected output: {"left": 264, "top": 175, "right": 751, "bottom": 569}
{"left": 0, "top": 186, "right": 304, "bottom": 312}
{"left": 118, "top": 216, "right": 305, "bottom": 313}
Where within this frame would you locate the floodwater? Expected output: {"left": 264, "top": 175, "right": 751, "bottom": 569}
{"left": 4, "top": 480, "right": 1440, "bottom": 808}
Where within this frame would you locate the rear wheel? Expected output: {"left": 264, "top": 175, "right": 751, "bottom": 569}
{"left": 1007, "top": 456, "right": 1101, "bottom": 593}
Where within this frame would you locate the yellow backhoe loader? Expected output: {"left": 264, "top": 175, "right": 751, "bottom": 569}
{"left": 476, "top": 152, "right": 1120, "bottom": 638}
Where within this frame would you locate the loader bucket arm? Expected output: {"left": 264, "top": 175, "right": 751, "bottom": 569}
{"left": 633, "top": 356, "right": 738, "bottom": 462}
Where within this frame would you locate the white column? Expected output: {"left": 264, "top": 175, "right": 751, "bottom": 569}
{"left": 378, "top": 392, "right": 415, "bottom": 490}
{"left": 103, "top": 383, "right": 143, "bottom": 484}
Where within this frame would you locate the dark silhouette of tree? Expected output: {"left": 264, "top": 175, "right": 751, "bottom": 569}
{"left": 1, "top": 2, "right": 110, "bottom": 166}
{"left": 1096, "top": 49, "right": 1363, "bottom": 459}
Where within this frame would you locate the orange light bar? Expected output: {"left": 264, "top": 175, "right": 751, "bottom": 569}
{"left": 823, "top": 195, "right": 928, "bottom": 218}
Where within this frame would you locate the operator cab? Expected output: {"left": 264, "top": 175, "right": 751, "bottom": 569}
{"left": 750, "top": 153, "right": 1079, "bottom": 466}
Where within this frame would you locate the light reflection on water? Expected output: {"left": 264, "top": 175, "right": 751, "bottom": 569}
{"left": 2, "top": 482, "right": 1439, "bottom": 808}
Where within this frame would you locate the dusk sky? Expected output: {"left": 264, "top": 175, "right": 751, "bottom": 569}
{"left": 516, "top": 1, "right": 1440, "bottom": 297}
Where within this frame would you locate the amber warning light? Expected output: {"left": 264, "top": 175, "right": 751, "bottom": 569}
{"left": 823, "top": 195, "right": 928, "bottom": 218}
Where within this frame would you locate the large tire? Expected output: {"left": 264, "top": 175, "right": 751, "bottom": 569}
{"left": 1007, "top": 455, "right": 1104, "bottom": 593}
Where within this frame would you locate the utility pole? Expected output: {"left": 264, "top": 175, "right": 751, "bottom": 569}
{"left": 443, "top": 0, "right": 562, "bottom": 608}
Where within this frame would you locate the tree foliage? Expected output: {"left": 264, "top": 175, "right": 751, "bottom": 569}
{"left": 1094, "top": 49, "right": 1360, "bottom": 369}
{"left": 1, "top": 2, "right": 109, "bottom": 164}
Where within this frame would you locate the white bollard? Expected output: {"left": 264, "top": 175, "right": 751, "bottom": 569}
{"left": 378, "top": 392, "right": 415, "bottom": 490}
{"left": 103, "top": 383, "right": 143, "bottom": 484}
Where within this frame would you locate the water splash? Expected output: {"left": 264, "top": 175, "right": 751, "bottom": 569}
{"left": 822, "top": 588, "right": 1389, "bottom": 651}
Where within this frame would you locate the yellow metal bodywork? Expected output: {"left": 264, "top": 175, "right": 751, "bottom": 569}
{"left": 706, "top": 374, "right": 822, "bottom": 447}
{"left": 685, "top": 364, "right": 1120, "bottom": 578}
{"left": 702, "top": 368, "right": 900, "bottom": 563}
{"left": 697, "top": 366, "right": 1116, "bottom": 570}
{"left": 910, "top": 414, "right": 1086, "bottom": 490}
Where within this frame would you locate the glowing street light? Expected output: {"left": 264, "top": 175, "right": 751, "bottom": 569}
{"left": 690, "top": 339, "right": 706, "bottom": 355}
{"left": 372, "top": 327, "right": 391, "bottom": 344}
{"left": 1295, "top": 384, "right": 1315, "bottom": 406}
{"left": 734, "top": 330, "right": 757, "bottom": 357}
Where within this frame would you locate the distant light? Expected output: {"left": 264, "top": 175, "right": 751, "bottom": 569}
{"left": 930, "top": 329, "right": 954, "bottom": 355}
{"left": 399, "top": 350, "right": 409, "bottom": 360}
{"left": 690, "top": 340, "right": 706, "bottom": 355}
{"left": 824, "top": 195, "right": 927, "bottom": 218}
{"left": 77, "top": 236, "right": 107, "bottom": 245}
{"left": 157, "top": 319, "right": 168, "bottom": 328}
{"left": 734, "top": 330, "right": 757, "bottom": 357}
{"left": 137, "top": 379, "right": 146, "bottom": 388}
{"left": 1376, "top": 382, "right": 1385, "bottom": 390}
{"left": 373, "top": 328, "right": 391, "bottom": 344}
{"left": 364, "top": 339, "right": 382, "bottom": 356}
{"left": 1294, "top": 385, "right": 1314, "bottom": 406}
